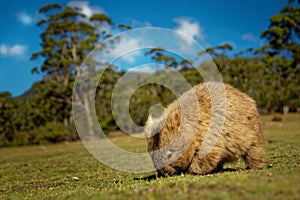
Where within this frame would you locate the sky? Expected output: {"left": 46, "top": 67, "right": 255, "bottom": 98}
{"left": 0, "top": 0, "right": 287, "bottom": 97}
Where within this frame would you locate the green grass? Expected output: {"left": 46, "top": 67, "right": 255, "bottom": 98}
{"left": 1, "top": 114, "right": 300, "bottom": 199}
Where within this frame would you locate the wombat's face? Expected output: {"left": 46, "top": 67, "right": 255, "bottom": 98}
{"left": 144, "top": 112, "right": 184, "bottom": 175}
{"left": 144, "top": 112, "right": 180, "bottom": 151}
{"left": 144, "top": 113, "right": 166, "bottom": 152}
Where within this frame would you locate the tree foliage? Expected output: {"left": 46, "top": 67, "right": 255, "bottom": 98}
{"left": 30, "top": 3, "right": 116, "bottom": 131}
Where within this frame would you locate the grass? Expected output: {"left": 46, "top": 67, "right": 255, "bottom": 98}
{"left": 0, "top": 114, "right": 299, "bottom": 199}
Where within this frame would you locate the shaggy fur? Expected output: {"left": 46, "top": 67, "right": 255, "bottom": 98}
{"left": 144, "top": 82, "right": 264, "bottom": 176}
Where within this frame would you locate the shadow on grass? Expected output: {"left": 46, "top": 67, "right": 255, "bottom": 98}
{"left": 218, "top": 167, "right": 245, "bottom": 173}
{"left": 133, "top": 174, "right": 160, "bottom": 181}
{"left": 134, "top": 167, "right": 245, "bottom": 181}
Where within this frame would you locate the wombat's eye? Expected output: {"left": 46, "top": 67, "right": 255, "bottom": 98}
{"left": 167, "top": 152, "right": 172, "bottom": 159}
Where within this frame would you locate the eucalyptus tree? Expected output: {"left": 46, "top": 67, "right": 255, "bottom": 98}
{"left": 31, "top": 3, "right": 115, "bottom": 132}
{"left": 258, "top": 0, "right": 300, "bottom": 111}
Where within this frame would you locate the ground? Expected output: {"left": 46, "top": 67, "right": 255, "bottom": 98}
{"left": 0, "top": 114, "right": 299, "bottom": 199}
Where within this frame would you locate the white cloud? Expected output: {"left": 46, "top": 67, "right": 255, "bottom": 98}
{"left": 0, "top": 44, "right": 28, "bottom": 57}
{"left": 129, "top": 65, "right": 156, "bottom": 74}
{"left": 67, "top": 1, "right": 110, "bottom": 33}
{"left": 127, "top": 18, "right": 152, "bottom": 28}
{"left": 80, "top": 4, "right": 92, "bottom": 18}
{"left": 67, "top": 1, "right": 105, "bottom": 18}
{"left": 174, "top": 17, "right": 205, "bottom": 41}
{"left": 110, "top": 38, "right": 141, "bottom": 63}
{"left": 173, "top": 17, "right": 206, "bottom": 52}
{"left": 242, "top": 33, "right": 258, "bottom": 43}
{"left": 17, "top": 13, "right": 33, "bottom": 25}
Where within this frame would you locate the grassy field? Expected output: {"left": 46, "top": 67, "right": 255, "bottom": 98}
{"left": 0, "top": 114, "right": 299, "bottom": 200}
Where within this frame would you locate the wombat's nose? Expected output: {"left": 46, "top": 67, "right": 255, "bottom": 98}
{"left": 149, "top": 103, "right": 164, "bottom": 118}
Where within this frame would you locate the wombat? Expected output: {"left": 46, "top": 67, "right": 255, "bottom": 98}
{"left": 144, "top": 82, "right": 264, "bottom": 175}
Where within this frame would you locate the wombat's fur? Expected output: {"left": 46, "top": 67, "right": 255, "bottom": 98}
{"left": 144, "top": 82, "right": 264, "bottom": 175}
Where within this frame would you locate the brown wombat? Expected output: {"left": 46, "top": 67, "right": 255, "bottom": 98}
{"left": 144, "top": 82, "right": 264, "bottom": 175}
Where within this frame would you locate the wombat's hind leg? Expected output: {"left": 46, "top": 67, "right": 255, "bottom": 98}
{"left": 243, "top": 144, "right": 264, "bottom": 170}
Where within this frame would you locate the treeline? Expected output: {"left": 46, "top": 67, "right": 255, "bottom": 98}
{"left": 0, "top": 1, "right": 299, "bottom": 146}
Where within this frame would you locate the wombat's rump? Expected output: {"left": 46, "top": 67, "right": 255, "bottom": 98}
{"left": 144, "top": 82, "right": 264, "bottom": 175}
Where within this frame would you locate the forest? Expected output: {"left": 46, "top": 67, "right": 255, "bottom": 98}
{"left": 0, "top": 1, "right": 299, "bottom": 146}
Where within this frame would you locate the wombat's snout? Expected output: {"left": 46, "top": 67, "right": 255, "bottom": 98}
{"left": 152, "top": 150, "right": 182, "bottom": 176}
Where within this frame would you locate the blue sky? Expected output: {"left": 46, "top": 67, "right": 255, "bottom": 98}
{"left": 0, "top": 0, "right": 287, "bottom": 96}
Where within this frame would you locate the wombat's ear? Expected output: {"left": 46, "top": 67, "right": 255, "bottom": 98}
{"left": 147, "top": 113, "right": 154, "bottom": 125}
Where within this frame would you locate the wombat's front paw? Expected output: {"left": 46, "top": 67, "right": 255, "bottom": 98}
{"left": 158, "top": 165, "right": 178, "bottom": 176}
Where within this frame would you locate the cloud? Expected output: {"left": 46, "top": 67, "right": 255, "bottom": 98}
{"left": 174, "top": 17, "right": 205, "bottom": 41}
{"left": 0, "top": 44, "right": 28, "bottom": 57}
{"left": 129, "top": 65, "right": 156, "bottom": 74}
{"left": 67, "top": 1, "right": 106, "bottom": 18}
{"left": 242, "top": 33, "right": 258, "bottom": 43}
{"left": 110, "top": 38, "right": 141, "bottom": 63}
{"left": 127, "top": 18, "right": 152, "bottom": 28}
{"left": 173, "top": 17, "right": 206, "bottom": 52}
{"left": 67, "top": 1, "right": 110, "bottom": 33}
{"left": 17, "top": 13, "right": 33, "bottom": 25}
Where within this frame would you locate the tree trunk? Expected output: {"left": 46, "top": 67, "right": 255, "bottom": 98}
{"left": 283, "top": 105, "right": 289, "bottom": 115}
{"left": 83, "top": 92, "right": 95, "bottom": 137}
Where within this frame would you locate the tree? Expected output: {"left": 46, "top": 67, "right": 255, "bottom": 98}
{"left": 258, "top": 0, "right": 300, "bottom": 112}
{"left": 145, "top": 47, "right": 179, "bottom": 68}
{"left": 0, "top": 92, "right": 15, "bottom": 145}
{"left": 260, "top": 0, "right": 300, "bottom": 63}
{"left": 31, "top": 3, "right": 114, "bottom": 130}
{"left": 198, "top": 43, "right": 233, "bottom": 74}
